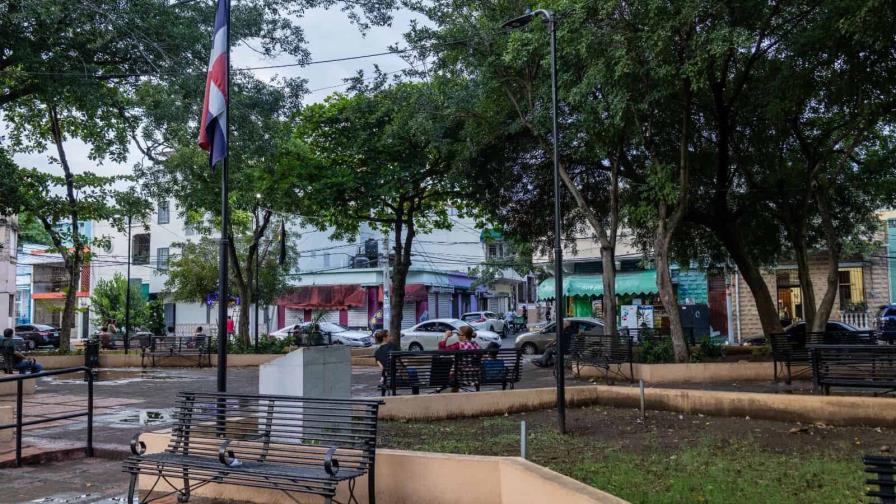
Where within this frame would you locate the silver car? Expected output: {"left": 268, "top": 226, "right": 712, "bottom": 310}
{"left": 401, "top": 318, "right": 502, "bottom": 352}
{"left": 269, "top": 322, "right": 373, "bottom": 347}
{"left": 460, "top": 311, "right": 506, "bottom": 336}
{"left": 514, "top": 317, "right": 605, "bottom": 355}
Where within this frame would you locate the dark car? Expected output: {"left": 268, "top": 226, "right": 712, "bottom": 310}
{"left": 15, "top": 324, "right": 61, "bottom": 349}
{"left": 741, "top": 320, "right": 864, "bottom": 346}
{"left": 874, "top": 304, "right": 896, "bottom": 343}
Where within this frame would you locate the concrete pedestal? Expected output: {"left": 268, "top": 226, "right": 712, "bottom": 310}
{"left": 259, "top": 345, "right": 351, "bottom": 399}
{"left": 0, "top": 406, "right": 11, "bottom": 445}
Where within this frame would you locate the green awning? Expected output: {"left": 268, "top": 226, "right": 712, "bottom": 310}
{"left": 537, "top": 270, "right": 658, "bottom": 300}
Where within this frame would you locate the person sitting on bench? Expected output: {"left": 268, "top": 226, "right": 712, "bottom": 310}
{"left": 2, "top": 328, "right": 43, "bottom": 374}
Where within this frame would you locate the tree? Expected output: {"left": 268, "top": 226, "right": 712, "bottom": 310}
{"left": 1, "top": 0, "right": 397, "bottom": 345}
{"left": 165, "top": 232, "right": 295, "bottom": 339}
{"left": 90, "top": 273, "right": 150, "bottom": 330}
{"left": 0, "top": 149, "right": 148, "bottom": 350}
{"left": 16, "top": 211, "right": 52, "bottom": 246}
{"left": 287, "top": 81, "right": 468, "bottom": 343}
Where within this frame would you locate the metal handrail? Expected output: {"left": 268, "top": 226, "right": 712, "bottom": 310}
{"left": 0, "top": 366, "right": 93, "bottom": 467}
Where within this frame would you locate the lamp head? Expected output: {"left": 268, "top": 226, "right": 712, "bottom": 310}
{"left": 502, "top": 10, "right": 535, "bottom": 29}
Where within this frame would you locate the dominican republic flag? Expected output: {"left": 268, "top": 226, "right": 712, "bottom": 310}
{"left": 198, "top": 0, "right": 228, "bottom": 170}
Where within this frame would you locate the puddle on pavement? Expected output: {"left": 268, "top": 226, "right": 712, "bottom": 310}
{"left": 29, "top": 495, "right": 134, "bottom": 503}
{"left": 98, "top": 408, "right": 176, "bottom": 429}
{"left": 42, "top": 368, "right": 197, "bottom": 386}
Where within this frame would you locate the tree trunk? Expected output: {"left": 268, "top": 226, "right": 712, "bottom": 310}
{"left": 655, "top": 213, "right": 688, "bottom": 362}
{"left": 600, "top": 246, "right": 617, "bottom": 335}
{"left": 792, "top": 232, "right": 817, "bottom": 330}
{"left": 48, "top": 103, "right": 81, "bottom": 351}
{"left": 388, "top": 211, "right": 416, "bottom": 346}
{"left": 715, "top": 225, "right": 783, "bottom": 337}
{"left": 813, "top": 189, "right": 842, "bottom": 331}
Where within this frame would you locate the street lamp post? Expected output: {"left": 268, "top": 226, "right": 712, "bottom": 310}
{"left": 253, "top": 193, "right": 261, "bottom": 353}
{"left": 124, "top": 214, "right": 132, "bottom": 355}
{"left": 502, "top": 8, "right": 566, "bottom": 434}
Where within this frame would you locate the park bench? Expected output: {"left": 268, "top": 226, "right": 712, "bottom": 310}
{"left": 808, "top": 344, "right": 896, "bottom": 395}
{"left": 769, "top": 330, "right": 877, "bottom": 384}
{"left": 124, "top": 392, "right": 383, "bottom": 504}
{"left": 380, "top": 349, "right": 522, "bottom": 396}
{"left": 865, "top": 455, "right": 896, "bottom": 504}
{"left": 569, "top": 333, "right": 633, "bottom": 383}
{"left": 141, "top": 335, "right": 213, "bottom": 368}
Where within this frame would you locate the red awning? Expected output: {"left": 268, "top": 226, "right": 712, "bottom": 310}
{"left": 376, "top": 283, "right": 429, "bottom": 303}
{"left": 279, "top": 285, "right": 366, "bottom": 309}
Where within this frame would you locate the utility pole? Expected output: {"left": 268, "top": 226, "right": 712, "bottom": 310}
{"left": 124, "top": 214, "right": 132, "bottom": 354}
{"left": 382, "top": 233, "right": 390, "bottom": 332}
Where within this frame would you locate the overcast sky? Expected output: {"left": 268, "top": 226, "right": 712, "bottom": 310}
{"left": 4, "top": 6, "right": 419, "bottom": 179}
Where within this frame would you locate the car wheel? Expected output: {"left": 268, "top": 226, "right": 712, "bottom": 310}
{"left": 332, "top": 340, "right": 343, "bottom": 345}
{"left": 27, "top": 340, "right": 35, "bottom": 351}
{"left": 521, "top": 342, "right": 538, "bottom": 355}
{"left": 502, "top": 326, "right": 509, "bottom": 339}
{"left": 408, "top": 342, "right": 424, "bottom": 352}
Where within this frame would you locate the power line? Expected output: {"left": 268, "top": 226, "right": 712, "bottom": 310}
{"left": 0, "top": 33, "right": 493, "bottom": 79}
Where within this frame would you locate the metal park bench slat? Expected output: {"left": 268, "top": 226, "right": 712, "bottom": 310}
{"left": 141, "top": 335, "right": 214, "bottom": 368}
{"left": 569, "top": 334, "right": 634, "bottom": 383}
{"left": 770, "top": 331, "right": 879, "bottom": 384}
{"left": 865, "top": 455, "right": 896, "bottom": 504}
{"left": 124, "top": 392, "right": 383, "bottom": 504}
{"left": 381, "top": 349, "right": 522, "bottom": 396}
{"left": 809, "top": 344, "right": 896, "bottom": 395}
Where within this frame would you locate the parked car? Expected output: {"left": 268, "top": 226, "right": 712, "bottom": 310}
{"left": 874, "top": 304, "right": 896, "bottom": 342}
{"left": 15, "top": 323, "right": 60, "bottom": 349}
{"left": 514, "top": 317, "right": 605, "bottom": 355}
{"left": 269, "top": 322, "right": 373, "bottom": 347}
{"left": 401, "top": 319, "right": 502, "bottom": 351}
{"left": 741, "top": 320, "right": 864, "bottom": 346}
{"left": 460, "top": 311, "right": 506, "bottom": 337}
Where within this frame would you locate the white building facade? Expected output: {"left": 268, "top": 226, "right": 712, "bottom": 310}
{"left": 0, "top": 216, "right": 17, "bottom": 329}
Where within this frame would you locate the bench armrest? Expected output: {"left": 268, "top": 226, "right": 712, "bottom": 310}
{"left": 218, "top": 439, "right": 238, "bottom": 466}
{"left": 130, "top": 433, "right": 146, "bottom": 456}
{"left": 324, "top": 446, "right": 340, "bottom": 476}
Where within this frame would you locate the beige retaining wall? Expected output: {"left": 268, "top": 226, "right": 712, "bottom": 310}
{"left": 39, "top": 348, "right": 378, "bottom": 369}
{"left": 577, "top": 361, "right": 795, "bottom": 383}
{"left": 136, "top": 430, "right": 626, "bottom": 504}
{"left": 380, "top": 385, "right": 896, "bottom": 428}
{"left": 0, "top": 379, "right": 35, "bottom": 396}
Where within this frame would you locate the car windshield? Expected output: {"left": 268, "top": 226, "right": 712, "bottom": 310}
{"left": 541, "top": 323, "right": 556, "bottom": 333}
{"left": 34, "top": 325, "right": 55, "bottom": 331}
{"left": 318, "top": 322, "right": 347, "bottom": 333}
{"left": 449, "top": 319, "right": 472, "bottom": 328}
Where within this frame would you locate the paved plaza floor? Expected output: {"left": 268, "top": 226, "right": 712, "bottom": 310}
{"left": 0, "top": 358, "right": 560, "bottom": 503}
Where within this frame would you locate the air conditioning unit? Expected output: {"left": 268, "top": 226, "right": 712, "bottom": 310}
{"left": 353, "top": 256, "right": 370, "bottom": 269}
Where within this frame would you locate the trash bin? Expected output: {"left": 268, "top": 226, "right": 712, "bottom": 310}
{"left": 84, "top": 340, "right": 100, "bottom": 369}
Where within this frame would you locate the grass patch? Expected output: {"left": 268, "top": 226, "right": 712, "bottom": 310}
{"left": 380, "top": 416, "right": 867, "bottom": 504}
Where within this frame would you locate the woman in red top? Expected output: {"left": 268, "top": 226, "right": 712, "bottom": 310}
{"left": 438, "top": 330, "right": 460, "bottom": 351}
{"left": 458, "top": 326, "right": 480, "bottom": 350}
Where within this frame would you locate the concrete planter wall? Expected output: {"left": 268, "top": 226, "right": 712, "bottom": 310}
{"left": 380, "top": 384, "right": 896, "bottom": 428}
{"left": 136, "top": 430, "right": 627, "bottom": 504}
{"left": 576, "top": 361, "right": 790, "bottom": 383}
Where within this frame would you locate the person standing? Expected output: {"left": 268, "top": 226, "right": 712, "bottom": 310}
{"left": 226, "top": 316, "right": 235, "bottom": 337}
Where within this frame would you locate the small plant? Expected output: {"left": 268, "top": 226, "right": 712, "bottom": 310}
{"left": 750, "top": 345, "right": 771, "bottom": 359}
{"left": 690, "top": 336, "right": 725, "bottom": 362}
{"left": 639, "top": 337, "right": 675, "bottom": 363}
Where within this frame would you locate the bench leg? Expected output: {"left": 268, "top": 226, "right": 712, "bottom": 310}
{"left": 178, "top": 468, "right": 191, "bottom": 502}
{"left": 127, "top": 472, "right": 138, "bottom": 503}
{"left": 368, "top": 460, "right": 376, "bottom": 504}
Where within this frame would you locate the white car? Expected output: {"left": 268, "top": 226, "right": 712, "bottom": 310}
{"left": 269, "top": 322, "right": 373, "bottom": 347}
{"left": 460, "top": 311, "right": 507, "bottom": 337}
{"left": 400, "top": 318, "right": 502, "bottom": 352}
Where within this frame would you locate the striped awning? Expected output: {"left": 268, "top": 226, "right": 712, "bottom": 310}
{"left": 537, "top": 270, "right": 659, "bottom": 300}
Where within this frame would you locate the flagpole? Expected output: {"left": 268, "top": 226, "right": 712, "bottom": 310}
{"left": 216, "top": 0, "right": 231, "bottom": 393}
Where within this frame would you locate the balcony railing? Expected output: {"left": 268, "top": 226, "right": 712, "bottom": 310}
{"left": 840, "top": 310, "right": 871, "bottom": 330}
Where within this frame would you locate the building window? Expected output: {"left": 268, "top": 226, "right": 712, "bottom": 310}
{"left": 157, "top": 201, "right": 170, "bottom": 224}
{"left": 133, "top": 234, "right": 150, "bottom": 265}
{"left": 323, "top": 253, "right": 331, "bottom": 268}
{"left": 838, "top": 267, "right": 865, "bottom": 311}
{"left": 157, "top": 247, "right": 170, "bottom": 271}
